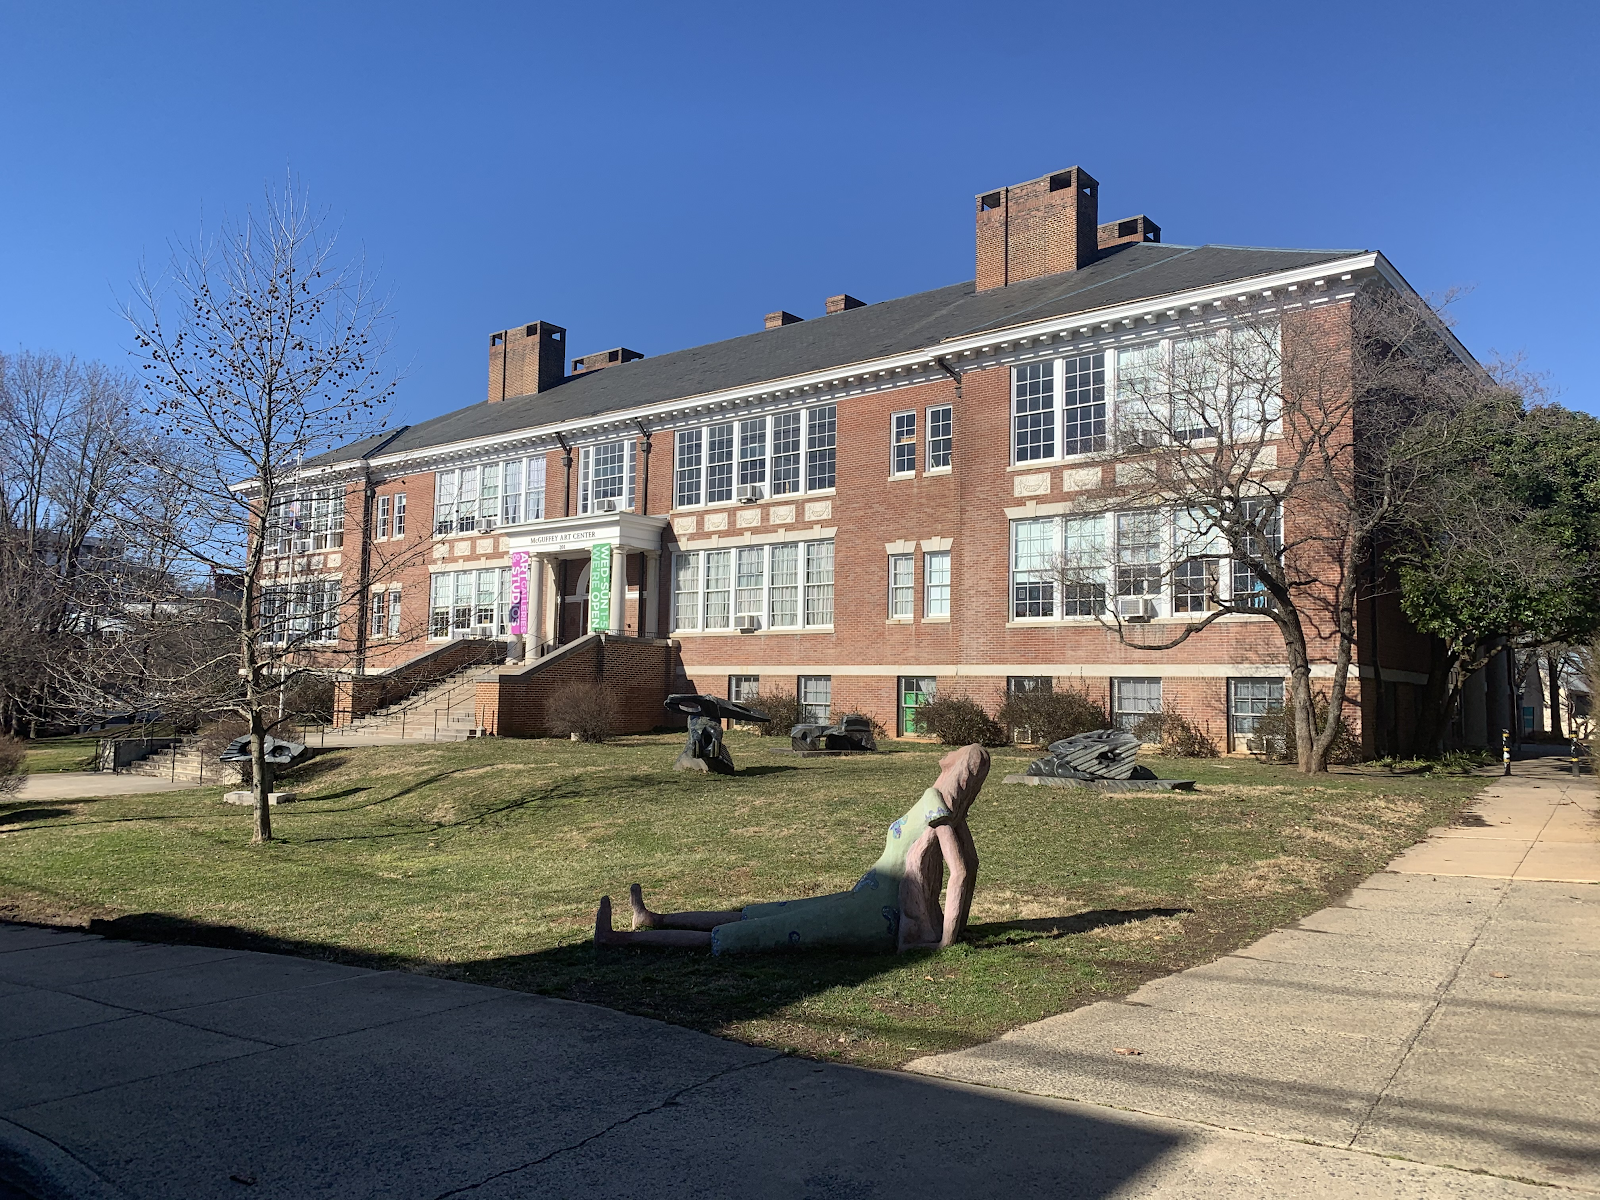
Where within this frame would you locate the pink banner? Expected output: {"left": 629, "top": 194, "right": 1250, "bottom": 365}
{"left": 509, "top": 551, "right": 530, "bottom": 636}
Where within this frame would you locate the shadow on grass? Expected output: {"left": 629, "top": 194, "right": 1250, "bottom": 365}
{"left": 0, "top": 807, "right": 74, "bottom": 826}
{"left": 966, "top": 908, "right": 1194, "bottom": 948}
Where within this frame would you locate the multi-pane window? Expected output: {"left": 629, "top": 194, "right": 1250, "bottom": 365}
{"left": 1011, "top": 517, "right": 1056, "bottom": 618}
{"left": 1113, "top": 677, "right": 1162, "bottom": 732}
{"left": 735, "top": 547, "right": 764, "bottom": 621}
{"left": 1232, "top": 499, "right": 1282, "bottom": 609}
{"left": 738, "top": 418, "right": 767, "bottom": 490}
{"left": 1007, "top": 675, "right": 1051, "bottom": 744}
{"left": 1116, "top": 342, "right": 1165, "bottom": 447}
{"left": 368, "top": 586, "right": 404, "bottom": 639}
{"left": 580, "top": 440, "right": 635, "bottom": 513}
{"left": 888, "top": 553, "right": 914, "bottom": 617}
{"left": 1060, "top": 515, "right": 1107, "bottom": 615}
{"left": 674, "top": 407, "right": 834, "bottom": 507}
{"left": 1173, "top": 557, "right": 1219, "bottom": 613}
{"left": 259, "top": 579, "right": 341, "bottom": 645}
{"left": 772, "top": 412, "right": 802, "bottom": 495}
{"left": 1115, "top": 511, "right": 1164, "bottom": 599}
{"left": 728, "top": 675, "right": 761, "bottom": 703}
{"left": 266, "top": 488, "right": 345, "bottom": 555}
{"left": 1171, "top": 333, "right": 1224, "bottom": 441}
{"left": 927, "top": 405, "right": 952, "bottom": 470}
{"left": 799, "top": 676, "right": 832, "bottom": 723}
{"left": 892, "top": 411, "right": 917, "bottom": 475}
{"left": 1113, "top": 324, "right": 1282, "bottom": 447}
{"left": 804, "top": 541, "right": 834, "bottom": 626}
{"left": 671, "top": 539, "right": 834, "bottom": 631}
{"left": 807, "top": 404, "right": 837, "bottom": 490}
{"left": 672, "top": 553, "right": 702, "bottom": 632}
{"left": 924, "top": 550, "right": 950, "bottom": 617}
{"left": 435, "top": 460, "right": 543, "bottom": 535}
{"left": 706, "top": 422, "right": 735, "bottom": 503}
{"left": 1012, "top": 361, "right": 1055, "bottom": 462}
{"left": 1060, "top": 353, "right": 1107, "bottom": 455}
{"left": 393, "top": 493, "right": 406, "bottom": 537}
{"left": 429, "top": 569, "right": 511, "bottom": 638}
{"left": 376, "top": 495, "right": 391, "bottom": 539}
{"left": 1228, "top": 678, "right": 1284, "bottom": 750}
{"left": 675, "top": 430, "right": 703, "bottom": 508}
{"left": 899, "top": 676, "right": 936, "bottom": 736}
{"left": 703, "top": 550, "right": 732, "bottom": 629}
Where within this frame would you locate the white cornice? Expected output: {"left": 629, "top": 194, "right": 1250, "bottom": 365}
{"left": 347, "top": 252, "right": 1386, "bottom": 477}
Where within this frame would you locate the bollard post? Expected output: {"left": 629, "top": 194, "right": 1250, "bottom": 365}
{"left": 1502, "top": 728, "right": 1511, "bottom": 776}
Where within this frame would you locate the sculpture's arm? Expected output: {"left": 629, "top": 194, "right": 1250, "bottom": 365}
{"left": 935, "top": 822, "right": 979, "bottom": 948}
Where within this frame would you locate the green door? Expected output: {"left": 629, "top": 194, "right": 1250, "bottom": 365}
{"left": 899, "top": 676, "right": 936, "bottom": 736}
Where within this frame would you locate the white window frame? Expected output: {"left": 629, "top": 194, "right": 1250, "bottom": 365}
{"left": 434, "top": 458, "right": 544, "bottom": 537}
{"left": 670, "top": 538, "right": 835, "bottom": 632}
{"left": 1113, "top": 677, "right": 1163, "bottom": 732}
{"left": 428, "top": 568, "right": 512, "bottom": 638}
{"left": 888, "top": 553, "right": 914, "bottom": 618}
{"left": 393, "top": 492, "right": 406, "bottom": 537}
{"left": 673, "top": 405, "right": 837, "bottom": 510}
{"left": 376, "top": 495, "right": 391, "bottom": 540}
{"left": 924, "top": 549, "right": 951, "bottom": 617}
{"left": 926, "top": 404, "right": 953, "bottom": 471}
{"left": 891, "top": 411, "right": 916, "bottom": 477}
{"left": 579, "top": 440, "right": 636, "bottom": 514}
{"left": 798, "top": 675, "right": 832, "bottom": 723}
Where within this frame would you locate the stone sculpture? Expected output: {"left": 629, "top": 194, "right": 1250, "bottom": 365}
{"left": 594, "top": 745, "right": 990, "bottom": 954}
{"left": 218, "top": 735, "right": 308, "bottom": 767}
{"left": 789, "top": 714, "right": 878, "bottom": 753}
{"left": 663, "top": 694, "right": 772, "bottom": 774}
{"left": 1025, "top": 729, "right": 1152, "bottom": 781}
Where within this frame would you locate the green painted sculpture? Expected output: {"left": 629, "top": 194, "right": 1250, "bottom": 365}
{"left": 594, "top": 745, "right": 990, "bottom": 954}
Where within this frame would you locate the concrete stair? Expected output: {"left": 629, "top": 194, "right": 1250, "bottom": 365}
{"left": 123, "top": 740, "right": 237, "bottom": 786}
{"left": 332, "top": 663, "right": 501, "bottom": 743}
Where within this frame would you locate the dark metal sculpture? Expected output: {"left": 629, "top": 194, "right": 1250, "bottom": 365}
{"left": 219, "top": 735, "right": 308, "bottom": 767}
{"left": 1024, "top": 729, "right": 1155, "bottom": 781}
{"left": 663, "top": 694, "right": 772, "bottom": 774}
{"left": 789, "top": 714, "right": 878, "bottom": 753}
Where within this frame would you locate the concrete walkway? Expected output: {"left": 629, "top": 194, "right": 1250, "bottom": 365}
{"left": 13, "top": 774, "right": 203, "bottom": 801}
{"left": 911, "top": 754, "right": 1600, "bottom": 1191}
{"left": 1, "top": 759, "right": 1593, "bottom": 1198}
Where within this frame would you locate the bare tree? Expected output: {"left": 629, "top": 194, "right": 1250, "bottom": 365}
{"left": 1034, "top": 285, "right": 1483, "bottom": 772}
{"left": 122, "top": 182, "right": 397, "bottom": 842}
{"left": 0, "top": 351, "right": 149, "bottom": 736}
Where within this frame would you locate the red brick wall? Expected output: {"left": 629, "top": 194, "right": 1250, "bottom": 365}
{"left": 476, "top": 634, "right": 678, "bottom": 737}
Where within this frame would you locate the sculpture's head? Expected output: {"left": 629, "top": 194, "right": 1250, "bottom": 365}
{"left": 933, "top": 745, "right": 990, "bottom": 819}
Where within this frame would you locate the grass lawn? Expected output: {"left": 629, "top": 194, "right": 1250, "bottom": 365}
{"left": 19, "top": 735, "right": 100, "bottom": 774}
{"left": 0, "top": 733, "right": 1486, "bottom": 1068}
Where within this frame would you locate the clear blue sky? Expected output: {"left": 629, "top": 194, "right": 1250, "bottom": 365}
{"left": 3, "top": 1, "right": 1596, "bottom": 423}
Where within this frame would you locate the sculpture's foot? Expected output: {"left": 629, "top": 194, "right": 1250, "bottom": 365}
{"left": 629, "top": 883, "right": 659, "bottom": 930}
{"left": 594, "top": 896, "right": 626, "bottom": 946}
{"left": 674, "top": 751, "right": 711, "bottom": 772}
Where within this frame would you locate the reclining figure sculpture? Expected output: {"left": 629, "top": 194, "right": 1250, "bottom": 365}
{"left": 789, "top": 713, "right": 877, "bottom": 753}
{"left": 219, "top": 735, "right": 307, "bottom": 767}
{"left": 663, "top": 694, "right": 772, "bottom": 774}
{"left": 1024, "top": 729, "right": 1155, "bottom": 781}
{"left": 595, "top": 745, "right": 990, "bottom": 954}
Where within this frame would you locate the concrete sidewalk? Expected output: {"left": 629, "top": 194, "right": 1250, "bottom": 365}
{"left": 911, "top": 754, "right": 1600, "bottom": 1191}
{"left": 1, "top": 759, "right": 1592, "bottom": 1199}
{"left": 14, "top": 774, "right": 203, "bottom": 801}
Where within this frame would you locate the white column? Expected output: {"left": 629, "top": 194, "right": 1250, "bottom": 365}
{"left": 609, "top": 543, "right": 626, "bottom": 635}
{"left": 644, "top": 551, "right": 660, "bottom": 637}
{"left": 526, "top": 554, "right": 545, "bottom": 658}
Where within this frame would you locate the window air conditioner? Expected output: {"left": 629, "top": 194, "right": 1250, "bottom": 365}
{"left": 734, "top": 615, "right": 760, "bottom": 632}
{"left": 1115, "top": 595, "right": 1157, "bottom": 622}
{"left": 735, "top": 484, "right": 765, "bottom": 503}
{"left": 595, "top": 497, "right": 622, "bottom": 514}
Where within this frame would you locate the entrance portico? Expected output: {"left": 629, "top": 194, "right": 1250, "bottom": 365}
{"left": 505, "top": 511, "right": 668, "bottom": 658}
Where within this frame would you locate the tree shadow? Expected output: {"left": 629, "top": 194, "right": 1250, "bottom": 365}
{"left": 729, "top": 764, "right": 801, "bottom": 777}
{"left": 966, "top": 908, "right": 1195, "bottom": 948}
{"left": 0, "top": 807, "right": 73, "bottom": 826}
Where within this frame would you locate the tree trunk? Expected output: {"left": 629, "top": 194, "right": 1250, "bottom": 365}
{"left": 1413, "top": 637, "right": 1454, "bottom": 758}
{"left": 248, "top": 705, "right": 274, "bottom": 844}
{"left": 1547, "top": 651, "right": 1564, "bottom": 739}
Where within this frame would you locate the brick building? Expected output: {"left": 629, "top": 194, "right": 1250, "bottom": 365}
{"left": 276, "top": 167, "right": 1501, "bottom": 750}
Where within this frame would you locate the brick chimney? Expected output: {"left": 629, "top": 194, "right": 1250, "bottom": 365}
{"left": 975, "top": 167, "right": 1099, "bottom": 291}
{"left": 1097, "top": 214, "right": 1161, "bottom": 250}
{"left": 765, "top": 311, "right": 804, "bottom": 330}
{"left": 825, "top": 294, "right": 865, "bottom": 315}
{"left": 570, "top": 347, "right": 644, "bottom": 375}
{"left": 488, "top": 321, "right": 565, "bottom": 403}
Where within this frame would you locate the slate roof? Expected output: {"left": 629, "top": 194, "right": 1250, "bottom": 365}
{"left": 313, "top": 242, "right": 1361, "bottom": 467}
